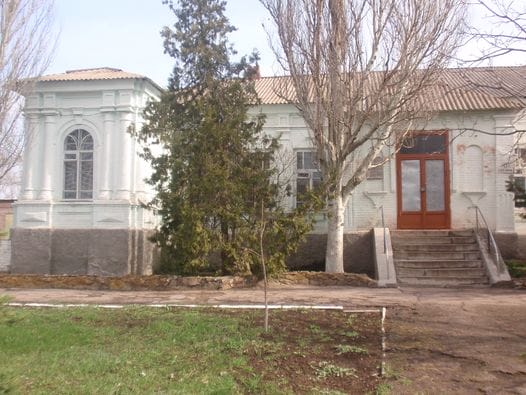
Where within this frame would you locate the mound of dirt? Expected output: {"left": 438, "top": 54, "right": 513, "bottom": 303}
{"left": 0, "top": 274, "right": 256, "bottom": 291}
{"left": 0, "top": 271, "right": 377, "bottom": 291}
{"left": 270, "top": 271, "right": 377, "bottom": 287}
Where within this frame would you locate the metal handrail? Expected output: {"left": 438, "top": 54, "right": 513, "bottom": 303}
{"left": 472, "top": 205, "right": 506, "bottom": 273}
{"left": 379, "top": 205, "right": 387, "bottom": 254}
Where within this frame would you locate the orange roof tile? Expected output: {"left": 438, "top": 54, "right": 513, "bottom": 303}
{"left": 254, "top": 66, "right": 526, "bottom": 112}
{"left": 39, "top": 67, "right": 162, "bottom": 90}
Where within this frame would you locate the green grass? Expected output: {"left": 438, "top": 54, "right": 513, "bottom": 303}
{"left": 372, "top": 382, "right": 391, "bottom": 395}
{"left": 0, "top": 306, "right": 382, "bottom": 394}
{"left": 311, "top": 361, "right": 357, "bottom": 379}
{"left": 334, "top": 344, "right": 368, "bottom": 355}
{"left": 0, "top": 307, "right": 271, "bottom": 394}
{"left": 506, "top": 260, "right": 526, "bottom": 278}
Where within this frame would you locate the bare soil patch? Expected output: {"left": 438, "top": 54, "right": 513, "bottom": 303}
{"left": 245, "top": 309, "right": 383, "bottom": 393}
{"left": 384, "top": 303, "right": 526, "bottom": 394}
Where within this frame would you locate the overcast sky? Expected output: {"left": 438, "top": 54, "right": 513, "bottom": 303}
{"left": 48, "top": 0, "right": 526, "bottom": 89}
{"left": 48, "top": 0, "right": 278, "bottom": 88}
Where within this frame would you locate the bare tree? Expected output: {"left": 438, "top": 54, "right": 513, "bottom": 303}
{"left": 470, "top": 0, "right": 526, "bottom": 62}
{"left": 261, "top": 0, "right": 467, "bottom": 272}
{"left": 0, "top": 0, "right": 55, "bottom": 195}
{"left": 464, "top": 1, "right": 526, "bottom": 176}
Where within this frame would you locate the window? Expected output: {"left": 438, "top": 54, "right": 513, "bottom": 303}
{"left": 399, "top": 134, "right": 447, "bottom": 155}
{"left": 366, "top": 155, "right": 385, "bottom": 180}
{"left": 296, "top": 150, "right": 321, "bottom": 207}
{"left": 63, "top": 129, "right": 93, "bottom": 199}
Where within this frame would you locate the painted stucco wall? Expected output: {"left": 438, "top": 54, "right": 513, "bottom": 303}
{"left": 254, "top": 104, "right": 518, "bottom": 234}
{"left": 15, "top": 82, "right": 519, "bottom": 234}
{"left": 14, "top": 78, "right": 160, "bottom": 230}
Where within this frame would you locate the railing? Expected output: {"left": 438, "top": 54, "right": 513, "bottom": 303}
{"left": 379, "top": 205, "right": 387, "bottom": 254}
{"left": 374, "top": 205, "right": 397, "bottom": 286}
{"left": 473, "top": 205, "right": 507, "bottom": 273}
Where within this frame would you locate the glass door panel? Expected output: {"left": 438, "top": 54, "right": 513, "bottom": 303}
{"left": 425, "top": 159, "right": 445, "bottom": 212}
{"left": 401, "top": 160, "right": 421, "bottom": 211}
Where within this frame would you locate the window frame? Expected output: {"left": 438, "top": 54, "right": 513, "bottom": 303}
{"left": 63, "top": 129, "right": 94, "bottom": 201}
{"left": 295, "top": 150, "right": 322, "bottom": 208}
{"left": 366, "top": 154, "right": 385, "bottom": 180}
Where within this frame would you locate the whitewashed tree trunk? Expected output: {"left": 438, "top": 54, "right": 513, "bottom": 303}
{"left": 262, "top": 0, "right": 466, "bottom": 274}
{"left": 325, "top": 194, "right": 347, "bottom": 273}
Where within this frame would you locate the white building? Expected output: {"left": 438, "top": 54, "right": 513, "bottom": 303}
{"left": 11, "top": 68, "right": 161, "bottom": 275}
{"left": 9, "top": 66, "right": 526, "bottom": 277}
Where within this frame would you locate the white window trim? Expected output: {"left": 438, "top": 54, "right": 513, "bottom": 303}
{"left": 295, "top": 150, "right": 321, "bottom": 208}
{"left": 63, "top": 129, "right": 94, "bottom": 201}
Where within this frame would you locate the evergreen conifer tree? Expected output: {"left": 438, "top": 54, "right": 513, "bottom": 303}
{"left": 135, "top": 0, "right": 319, "bottom": 275}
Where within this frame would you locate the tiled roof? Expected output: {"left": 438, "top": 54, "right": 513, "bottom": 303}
{"left": 39, "top": 67, "right": 161, "bottom": 90}
{"left": 254, "top": 66, "right": 526, "bottom": 111}
{"left": 39, "top": 66, "right": 526, "bottom": 112}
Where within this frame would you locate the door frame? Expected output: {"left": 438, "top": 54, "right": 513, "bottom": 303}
{"left": 396, "top": 131, "right": 451, "bottom": 229}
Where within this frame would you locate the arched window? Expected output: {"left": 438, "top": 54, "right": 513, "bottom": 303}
{"left": 63, "top": 129, "right": 93, "bottom": 199}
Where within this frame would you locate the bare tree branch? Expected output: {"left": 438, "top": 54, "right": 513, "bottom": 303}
{"left": 0, "top": 0, "right": 55, "bottom": 196}
{"left": 468, "top": 0, "right": 526, "bottom": 63}
{"left": 261, "top": 0, "right": 467, "bottom": 272}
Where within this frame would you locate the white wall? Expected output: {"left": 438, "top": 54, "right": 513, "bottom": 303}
{"left": 254, "top": 104, "right": 518, "bottom": 232}
{"left": 14, "top": 78, "right": 160, "bottom": 230}
{"left": 15, "top": 82, "right": 517, "bottom": 233}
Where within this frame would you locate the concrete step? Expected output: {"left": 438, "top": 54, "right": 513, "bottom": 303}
{"left": 392, "top": 243, "right": 479, "bottom": 252}
{"left": 390, "top": 228, "right": 489, "bottom": 287}
{"left": 394, "top": 251, "right": 481, "bottom": 260}
{"left": 396, "top": 267, "right": 486, "bottom": 277}
{"left": 391, "top": 236, "right": 476, "bottom": 245}
{"left": 392, "top": 229, "right": 474, "bottom": 237}
{"left": 397, "top": 277, "right": 489, "bottom": 287}
{"left": 395, "top": 259, "right": 483, "bottom": 269}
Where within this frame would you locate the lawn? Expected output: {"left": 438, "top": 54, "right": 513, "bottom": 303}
{"left": 0, "top": 305, "right": 382, "bottom": 394}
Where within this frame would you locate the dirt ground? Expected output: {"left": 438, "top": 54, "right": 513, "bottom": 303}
{"left": 385, "top": 303, "right": 526, "bottom": 394}
{"left": 245, "top": 310, "right": 382, "bottom": 394}
{"left": 2, "top": 285, "right": 526, "bottom": 394}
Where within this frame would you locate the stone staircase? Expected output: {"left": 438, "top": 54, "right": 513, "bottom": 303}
{"left": 391, "top": 229, "right": 489, "bottom": 287}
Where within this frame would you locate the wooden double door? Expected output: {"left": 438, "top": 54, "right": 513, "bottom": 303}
{"left": 396, "top": 132, "right": 451, "bottom": 229}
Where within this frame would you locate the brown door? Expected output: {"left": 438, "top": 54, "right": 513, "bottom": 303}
{"left": 396, "top": 132, "right": 450, "bottom": 229}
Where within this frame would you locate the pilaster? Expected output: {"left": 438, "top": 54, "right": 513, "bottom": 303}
{"left": 20, "top": 114, "right": 39, "bottom": 200}
{"left": 494, "top": 115, "right": 516, "bottom": 231}
{"left": 114, "top": 112, "right": 133, "bottom": 200}
{"left": 38, "top": 112, "right": 58, "bottom": 200}
{"left": 98, "top": 110, "right": 114, "bottom": 199}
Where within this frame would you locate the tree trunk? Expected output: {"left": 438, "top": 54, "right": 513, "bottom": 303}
{"left": 325, "top": 194, "right": 347, "bottom": 273}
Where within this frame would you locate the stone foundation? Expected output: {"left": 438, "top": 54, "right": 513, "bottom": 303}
{"left": 286, "top": 231, "right": 374, "bottom": 276}
{"left": 13, "top": 228, "right": 518, "bottom": 277}
{"left": 11, "top": 228, "right": 156, "bottom": 276}
{"left": 494, "top": 232, "right": 519, "bottom": 260}
{"left": 517, "top": 236, "right": 526, "bottom": 261}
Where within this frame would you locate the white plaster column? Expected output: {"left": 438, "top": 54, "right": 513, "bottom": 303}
{"left": 98, "top": 111, "right": 114, "bottom": 199}
{"left": 134, "top": 119, "right": 145, "bottom": 199}
{"left": 114, "top": 112, "right": 133, "bottom": 200}
{"left": 38, "top": 113, "right": 57, "bottom": 200}
{"left": 20, "top": 115, "right": 39, "bottom": 200}
{"left": 494, "top": 115, "right": 515, "bottom": 232}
